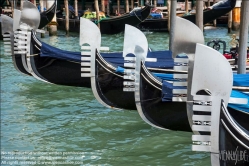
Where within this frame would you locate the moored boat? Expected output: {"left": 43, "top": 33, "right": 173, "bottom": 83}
{"left": 26, "top": 18, "right": 171, "bottom": 87}
{"left": 38, "top": 0, "right": 57, "bottom": 29}
{"left": 138, "top": 0, "right": 236, "bottom": 32}
{"left": 189, "top": 43, "right": 248, "bottom": 166}
{"left": 57, "top": 4, "right": 152, "bottom": 34}
{"left": 134, "top": 17, "right": 248, "bottom": 132}
{"left": 89, "top": 21, "right": 192, "bottom": 111}
{"left": 1, "top": 13, "right": 31, "bottom": 75}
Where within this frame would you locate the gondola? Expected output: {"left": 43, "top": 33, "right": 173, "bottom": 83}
{"left": 0, "top": 0, "right": 56, "bottom": 34}
{"left": 1, "top": 13, "right": 30, "bottom": 75}
{"left": 14, "top": 1, "right": 42, "bottom": 76}
{"left": 38, "top": 0, "right": 57, "bottom": 29}
{"left": 134, "top": 17, "right": 248, "bottom": 132}
{"left": 1, "top": 1, "right": 56, "bottom": 76}
{"left": 1, "top": 9, "right": 35, "bottom": 76}
{"left": 189, "top": 43, "right": 248, "bottom": 166}
{"left": 218, "top": 101, "right": 249, "bottom": 166}
{"left": 137, "top": 0, "right": 236, "bottom": 32}
{"left": 136, "top": 47, "right": 249, "bottom": 132}
{"left": 14, "top": 7, "right": 189, "bottom": 87}
{"left": 91, "top": 22, "right": 179, "bottom": 110}
{"left": 19, "top": 18, "right": 178, "bottom": 88}
{"left": 89, "top": 16, "right": 204, "bottom": 113}
{"left": 90, "top": 16, "right": 247, "bottom": 114}
{"left": 57, "top": 4, "right": 152, "bottom": 34}
{"left": 92, "top": 17, "right": 204, "bottom": 128}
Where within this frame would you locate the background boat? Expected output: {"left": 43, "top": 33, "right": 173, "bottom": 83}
{"left": 138, "top": 0, "right": 236, "bottom": 32}
{"left": 0, "top": 0, "right": 56, "bottom": 40}
{"left": 57, "top": 4, "right": 152, "bottom": 34}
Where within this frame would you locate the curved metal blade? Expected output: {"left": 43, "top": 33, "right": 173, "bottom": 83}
{"left": 79, "top": 18, "right": 101, "bottom": 50}
{"left": 123, "top": 24, "right": 148, "bottom": 59}
{"left": 172, "top": 16, "right": 205, "bottom": 58}
{"left": 1, "top": 14, "right": 13, "bottom": 34}
{"left": 20, "top": 1, "right": 40, "bottom": 30}
{"left": 186, "top": 43, "right": 233, "bottom": 135}
{"left": 13, "top": 9, "right": 21, "bottom": 31}
{"left": 190, "top": 43, "right": 233, "bottom": 105}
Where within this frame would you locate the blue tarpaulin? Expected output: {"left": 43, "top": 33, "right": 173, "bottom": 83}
{"left": 150, "top": 13, "right": 162, "bottom": 19}
{"left": 161, "top": 81, "right": 186, "bottom": 102}
{"left": 228, "top": 90, "right": 249, "bottom": 113}
{"left": 154, "top": 73, "right": 249, "bottom": 87}
{"left": 40, "top": 41, "right": 174, "bottom": 68}
{"left": 233, "top": 74, "right": 249, "bottom": 87}
{"left": 160, "top": 74, "right": 249, "bottom": 113}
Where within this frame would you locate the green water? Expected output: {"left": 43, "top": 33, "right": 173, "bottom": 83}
{"left": 1, "top": 27, "right": 243, "bottom": 166}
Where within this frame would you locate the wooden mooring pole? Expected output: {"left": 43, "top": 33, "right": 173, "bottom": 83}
{"left": 232, "top": 0, "right": 241, "bottom": 31}
{"left": 107, "top": 0, "right": 110, "bottom": 16}
{"left": 94, "top": 0, "right": 100, "bottom": 28}
{"left": 228, "top": 11, "right": 232, "bottom": 33}
{"left": 64, "top": 0, "right": 69, "bottom": 36}
{"left": 101, "top": 0, "right": 105, "bottom": 13}
{"left": 40, "top": 0, "right": 44, "bottom": 12}
{"left": 213, "top": 0, "right": 217, "bottom": 27}
{"left": 131, "top": 0, "right": 134, "bottom": 9}
{"left": 237, "top": 0, "right": 249, "bottom": 74}
{"left": 75, "top": 0, "right": 78, "bottom": 18}
{"left": 117, "top": 0, "right": 120, "bottom": 14}
{"left": 167, "top": 0, "right": 171, "bottom": 31}
{"left": 48, "top": 1, "right": 57, "bottom": 36}
{"left": 20, "top": 0, "right": 23, "bottom": 10}
{"left": 196, "top": 0, "right": 203, "bottom": 32}
{"left": 125, "top": 0, "right": 129, "bottom": 13}
{"left": 40, "top": 0, "right": 45, "bottom": 38}
{"left": 169, "top": 0, "right": 176, "bottom": 51}
{"left": 185, "top": 0, "right": 189, "bottom": 13}
{"left": 153, "top": 0, "right": 157, "bottom": 8}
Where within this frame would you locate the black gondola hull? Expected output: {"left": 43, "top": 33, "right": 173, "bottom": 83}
{"left": 138, "top": 3, "right": 235, "bottom": 32}
{"left": 139, "top": 63, "right": 191, "bottom": 131}
{"left": 95, "top": 52, "right": 136, "bottom": 109}
{"left": 12, "top": 54, "right": 31, "bottom": 75}
{"left": 57, "top": 5, "right": 151, "bottom": 34}
{"left": 139, "top": 62, "right": 248, "bottom": 132}
{"left": 219, "top": 105, "right": 249, "bottom": 166}
{"left": 29, "top": 32, "right": 91, "bottom": 87}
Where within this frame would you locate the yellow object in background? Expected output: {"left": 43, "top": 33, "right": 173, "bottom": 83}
{"left": 82, "top": 11, "right": 106, "bottom": 20}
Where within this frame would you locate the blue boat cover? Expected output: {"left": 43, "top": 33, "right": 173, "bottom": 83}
{"left": 160, "top": 74, "right": 249, "bottom": 113}
{"left": 40, "top": 42, "right": 82, "bottom": 62}
{"left": 116, "top": 66, "right": 125, "bottom": 73}
{"left": 228, "top": 90, "right": 249, "bottom": 113}
{"left": 233, "top": 74, "right": 249, "bottom": 87}
{"left": 162, "top": 81, "right": 186, "bottom": 102}
{"left": 153, "top": 73, "right": 175, "bottom": 81}
{"left": 40, "top": 41, "right": 174, "bottom": 69}
{"left": 150, "top": 13, "right": 162, "bottom": 19}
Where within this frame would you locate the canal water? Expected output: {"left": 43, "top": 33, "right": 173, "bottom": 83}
{"left": 0, "top": 27, "right": 247, "bottom": 166}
